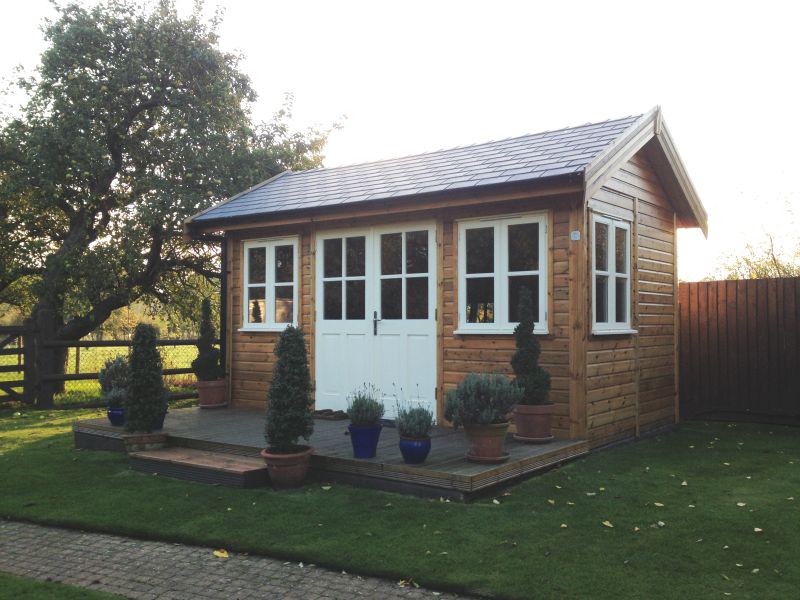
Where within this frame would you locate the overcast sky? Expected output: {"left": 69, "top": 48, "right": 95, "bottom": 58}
{"left": 2, "top": 0, "right": 798, "bottom": 280}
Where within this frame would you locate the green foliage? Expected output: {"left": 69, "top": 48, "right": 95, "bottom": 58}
{"left": 444, "top": 373, "right": 522, "bottom": 428}
{"left": 396, "top": 404, "right": 434, "bottom": 438}
{"left": 0, "top": 0, "right": 330, "bottom": 338}
{"left": 98, "top": 355, "right": 129, "bottom": 395}
{"left": 125, "top": 323, "right": 167, "bottom": 432}
{"left": 191, "top": 298, "right": 223, "bottom": 381}
{"left": 511, "top": 288, "right": 551, "bottom": 405}
{"left": 264, "top": 326, "right": 313, "bottom": 453}
{"left": 714, "top": 233, "right": 800, "bottom": 280}
{"left": 104, "top": 386, "right": 127, "bottom": 409}
{"left": 347, "top": 385, "right": 385, "bottom": 427}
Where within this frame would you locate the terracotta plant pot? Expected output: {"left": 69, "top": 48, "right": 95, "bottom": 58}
{"left": 260, "top": 446, "right": 314, "bottom": 489}
{"left": 123, "top": 432, "right": 168, "bottom": 453}
{"left": 463, "top": 422, "right": 510, "bottom": 463}
{"left": 512, "top": 403, "right": 554, "bottom": 443}
{"left": 197, "top": 379, "right": 228, "bottom": 409}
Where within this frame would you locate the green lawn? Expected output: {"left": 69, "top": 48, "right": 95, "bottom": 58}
{"left": 0, "top": 409, "right": 797, "bottom": 599}
{"left": 0, "top": 572, "right": 122, "bottom": 599}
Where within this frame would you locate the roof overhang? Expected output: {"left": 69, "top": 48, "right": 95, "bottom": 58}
{"left": 584, "top": 106, "right": 708, "bottom": 237}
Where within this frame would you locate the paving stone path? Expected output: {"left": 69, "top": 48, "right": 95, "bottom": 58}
{"left": 0, "top": 521, "right": 472, "bottom": 600}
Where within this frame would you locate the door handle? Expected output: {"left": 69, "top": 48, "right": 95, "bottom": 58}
{"left": 373, "top": 310, "right": 381, "bottom": 336}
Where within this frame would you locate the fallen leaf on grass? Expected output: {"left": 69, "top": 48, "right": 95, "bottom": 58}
{"left": 657, "top": 521, "right": 666, "bottom": 527}
{"left": 736, "top": 502, "right": 746, "bottom": 507}
{"left": 653, "top": 502, "right": 665, "bottom": 507}
{"left": 787, "top": 497, "right": 795, "bottom": 501}
{"left": 547, "top": 499, "right": 555, "bottom": 505}
{"left": 633, "top": 527, "right": 641, "bottom": 532}
{"left": 321, "top": 486, "right": 331, "bottom": 491}
{"left": 736, "top": 563, "right": 743, "bottom": 568}
{"left": 751, "top": 568, "right": 760, "bottom": 574}
{"left": 586, "top": 492, "right": 597, "bottom": 497}
{"left": 492, "top": 499, "right": 500, "bottom": 505}
{"left": 567, "top": 501, "right": 575, "bottom": 506}
{"left": 560, "top": 523, "right": 568, "bottom": 528}
{"left": 723, "top": 462, "right": 731, "bottom": 466}
{"left": 681, "top": 481, "right": 688, "bottom": 486}
{"left": 555, "top": 485, "right": 562, "bottom": 489}
{"left": 602, "top": 520, "right": 614, "bottom": 528}
{"left": 213, "top": 549, "right": 229, "bottom": 559}
{"left": 754, "top": 528, "right": 763, "bottom": 533}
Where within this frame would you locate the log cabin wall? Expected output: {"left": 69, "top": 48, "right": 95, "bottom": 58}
{"left": 585, "top": 150, "right": 678, "bottom": 447}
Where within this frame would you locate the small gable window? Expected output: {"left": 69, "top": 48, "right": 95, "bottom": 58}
{"left": 242, "top": 237, "right": 299, "bottom": 330}
{"left": 456, "top": 213, "right": 548, "bottom": 334}
{"left": 592, "top": 214, "right": 632, "bottom": 334}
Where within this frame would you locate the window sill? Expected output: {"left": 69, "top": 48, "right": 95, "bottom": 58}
{"left": 591, "top": 328, "right": 638, "bottom": 336}
{"left": 453, "top": 327, "right": 549, "bottom": 336}
{"left": 238, "top": 324, "right": 295, "bottom": 333}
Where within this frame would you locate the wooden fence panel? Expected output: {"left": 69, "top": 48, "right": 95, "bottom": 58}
{"left": 679, "top": 278, "right": 800, "bottom": 423}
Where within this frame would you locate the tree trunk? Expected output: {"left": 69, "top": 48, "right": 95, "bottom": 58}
{"left": 30, "top": 308, "right": 64, "bottom": 408}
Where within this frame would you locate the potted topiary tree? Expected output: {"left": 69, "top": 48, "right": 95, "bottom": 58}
{"left": 396, "top": 402, "right": 434, "bottom": 464}
{"left": 260, "top": 325, "right": 315, "bottom": 489}
{"left": 347, "top": 385, "right": 385, "bottom": 459}
{"left": 191, "top": 298, "right": 227, "bottom": 408}
{"left": 444, "top": 373, "right": 522, "bottom": 463}
{"left": 124, "top": 323, "right": 169, "bottom": 451}
{"left": 99, "top": 355, "right": 129, "bottom": 426}
{"left": 511, "top": 288, "right": 553, "bottom": 443}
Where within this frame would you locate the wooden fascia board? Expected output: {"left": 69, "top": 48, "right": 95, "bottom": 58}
{"left": 185, "top": 179, "right": 582, "bottom": 237}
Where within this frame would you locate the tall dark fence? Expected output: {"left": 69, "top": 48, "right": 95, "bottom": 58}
{"left": 679, "top": 278, "right": 800, "bottom": 423}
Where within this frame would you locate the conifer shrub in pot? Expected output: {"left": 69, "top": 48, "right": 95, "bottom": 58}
{"left": 124, "top": 324, "right": 169, "bottom": 451}
{"left": 191, "top": 298, "right": 227, "bottom": 408}
{"left": 444, "top": 373, "right": 522, "bottom": 463}
{"left": 99, "top": 355, "right": 129, "bottom": 427}
{"left": 347, "top": 385, "right": 385, "bottom": 459}
{"left": 261, "top": 326, "right": 314, "bottom": 489}
{"left": 396, "top": 403, "right": 434, "bottom": 464}
{"left": 510, "top": 288, "right": 553, "bottom": 443}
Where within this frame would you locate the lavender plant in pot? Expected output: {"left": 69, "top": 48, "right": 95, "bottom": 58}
{"left": 347, "top": 385, "right": 384, "bottom": 459}
{"left": 396, "top": 402, "right": 434, "bottom": 464}
{"left": 99, "top": 355, "right": 129, "bottom": 427}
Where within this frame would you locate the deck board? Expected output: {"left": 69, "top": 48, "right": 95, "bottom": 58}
{"left": 74, "top": 407, "right": 588, "bottom": 498}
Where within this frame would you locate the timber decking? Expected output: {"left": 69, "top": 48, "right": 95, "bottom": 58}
{"left": 74, "top": 407, "right": 588, "bottom": 499}
{"left": 129, "top": 448, "right": 269, "bottom": 488}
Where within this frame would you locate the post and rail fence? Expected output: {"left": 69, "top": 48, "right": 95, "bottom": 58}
{"left": 678, "top": 277, "right": 800, "bottom": 424}
{"left": 0, "top": 324, "right": 214, "bottom": 408}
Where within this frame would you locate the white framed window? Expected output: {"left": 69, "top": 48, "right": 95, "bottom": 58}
{"left": 591, "top": 213, "right": 633, "bottom": 334}
{"left": 455, "top": 212, "right": 548, "bottom": 334}
{"left": 241, "top": 237, "right": 299, "bottom": 331}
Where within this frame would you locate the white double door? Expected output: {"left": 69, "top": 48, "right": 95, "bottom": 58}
{"left": 315, "top": 222, "right": 437, "bottom": 419}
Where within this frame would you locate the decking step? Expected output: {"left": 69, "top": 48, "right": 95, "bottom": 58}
{"left": 129, "top": 447, "right": 269, "bottom": 488}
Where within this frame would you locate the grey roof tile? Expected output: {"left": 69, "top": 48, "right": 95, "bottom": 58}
{"left": 192, "top": 114, "right": 641, "bottom": 222}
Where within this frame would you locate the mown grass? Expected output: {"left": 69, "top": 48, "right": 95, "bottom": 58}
{"left": 0, "top": 408, "right": 797, "bottom": 599}
{"left": 0, "top": 572, "right": 122, "bottom": 599}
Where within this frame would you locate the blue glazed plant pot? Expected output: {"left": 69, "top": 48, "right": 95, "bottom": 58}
{"left": 107, "top": 407, "right": 125, "bottom": 427}
{"left": 348, "top": 423, "right": 383, "bottom": 459}
{"left": 399, "top": 436, "right": 431, "bottom": 464}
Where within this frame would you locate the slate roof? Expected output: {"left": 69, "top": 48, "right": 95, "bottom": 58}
{"left": 191, "top": 114, "right": 642, "bottom": 223}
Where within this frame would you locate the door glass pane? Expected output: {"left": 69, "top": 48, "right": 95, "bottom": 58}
{"left": 381, "top": 233, "right": 402, "bottom": 275}
{"left": 595, "top": 275, "right": 608, "bottom": 323}
{"left": 346, "top": 280, "right": 365, "bottom": 320}
{"left": 248, "top": 247, "right": 266, "bottom": 284}
{"left": 406, "top": 277, "right": 428, "bottom": 319}
{"left": 323, "top": 238, "right": 342, "bottom": 278}
{"left": 406, "top": 230, "right": 428, "bottom": 274}
{"left": 275, "top": 286, "right": 293, "bottom": 323}
{"left": 323, "top": 281, "right": 342, "bottom": 319}
{"left": 248, "top": 286, "right": 265, "bottom": 324}
{"left": 466, "top": 277, "right": 494, "bottom": 323}
{"left": 346, "top": 236, "right": 365, "bottom": 277}
{"left": 381, "top": 279, "right": 402, "bottom": 319}
{"left": 615, "top": 277, "right": 628, "bottom": 323}
{"left": 508, "top": 275, "right": 538, "bottom": 323}
{"left": 275, "top": 245, "right": 293, "bottom": 283}
{"left": 466, "top": 227, "right": 494, "bottom": 274}
{"left": 615, "top": 227, "right": 628, "bottom": 274}
{"left": 508, "top": 223, "right": 539, "bottom": 272}
{"left": 595, "top": 222, "right": 608, "bottom": 271}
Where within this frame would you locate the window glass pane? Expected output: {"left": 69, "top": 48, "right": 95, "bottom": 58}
{"left": 595, "top": 275, "right": 608, "bottom": 323}
{"left": 406, "top": 230, "right": 428, "bottom": 274}
{"left": 248, "top": 247, "right": 266, "bottom": 284}
{"left": 466, "top": 277, "right": 494, "bottom": 323}
{"left": 323, "top": 281, "right": 342, "bottom": 319}
{"left": 508, "top": 223, "right": 539, "bottom": 272}
{"left": 275, "top": 286, "right": 293, "bottom": 323}
{"left": 508, "top": 275, "right": 539, "bottom": 323}
{"left": 346, "top": 236, "right": 365, "bottom": 277}
{"left": 615, "top": 227, "right": 628, "bottom": 274}
{"left": 466, "top": 227, "right": 494, "bottom": 274}
{"left": 595, "top": 221, "right": 608, "bottom": 271}
{"left": 615, "top": 277, "right": 628, "bottom": 323}
{"left": 381, "top": 233, "right": 402, "bottom": 275}
{"left": 275, "top": 245, "right": 293, "bottom": 283}
{"left": 406, "top": 277, "right": 428, "bottom": 319}
{"left": 323, "top": 238, "right": 342, "bottom": 278}
{"left": 248, "top": 287, "right": 265, "bottom": 324}
{"left": 381, "top": 279, "right": 402, "bottom": 319}
{"left": 346, "top": 280, "right": 365, "bottom": 320}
